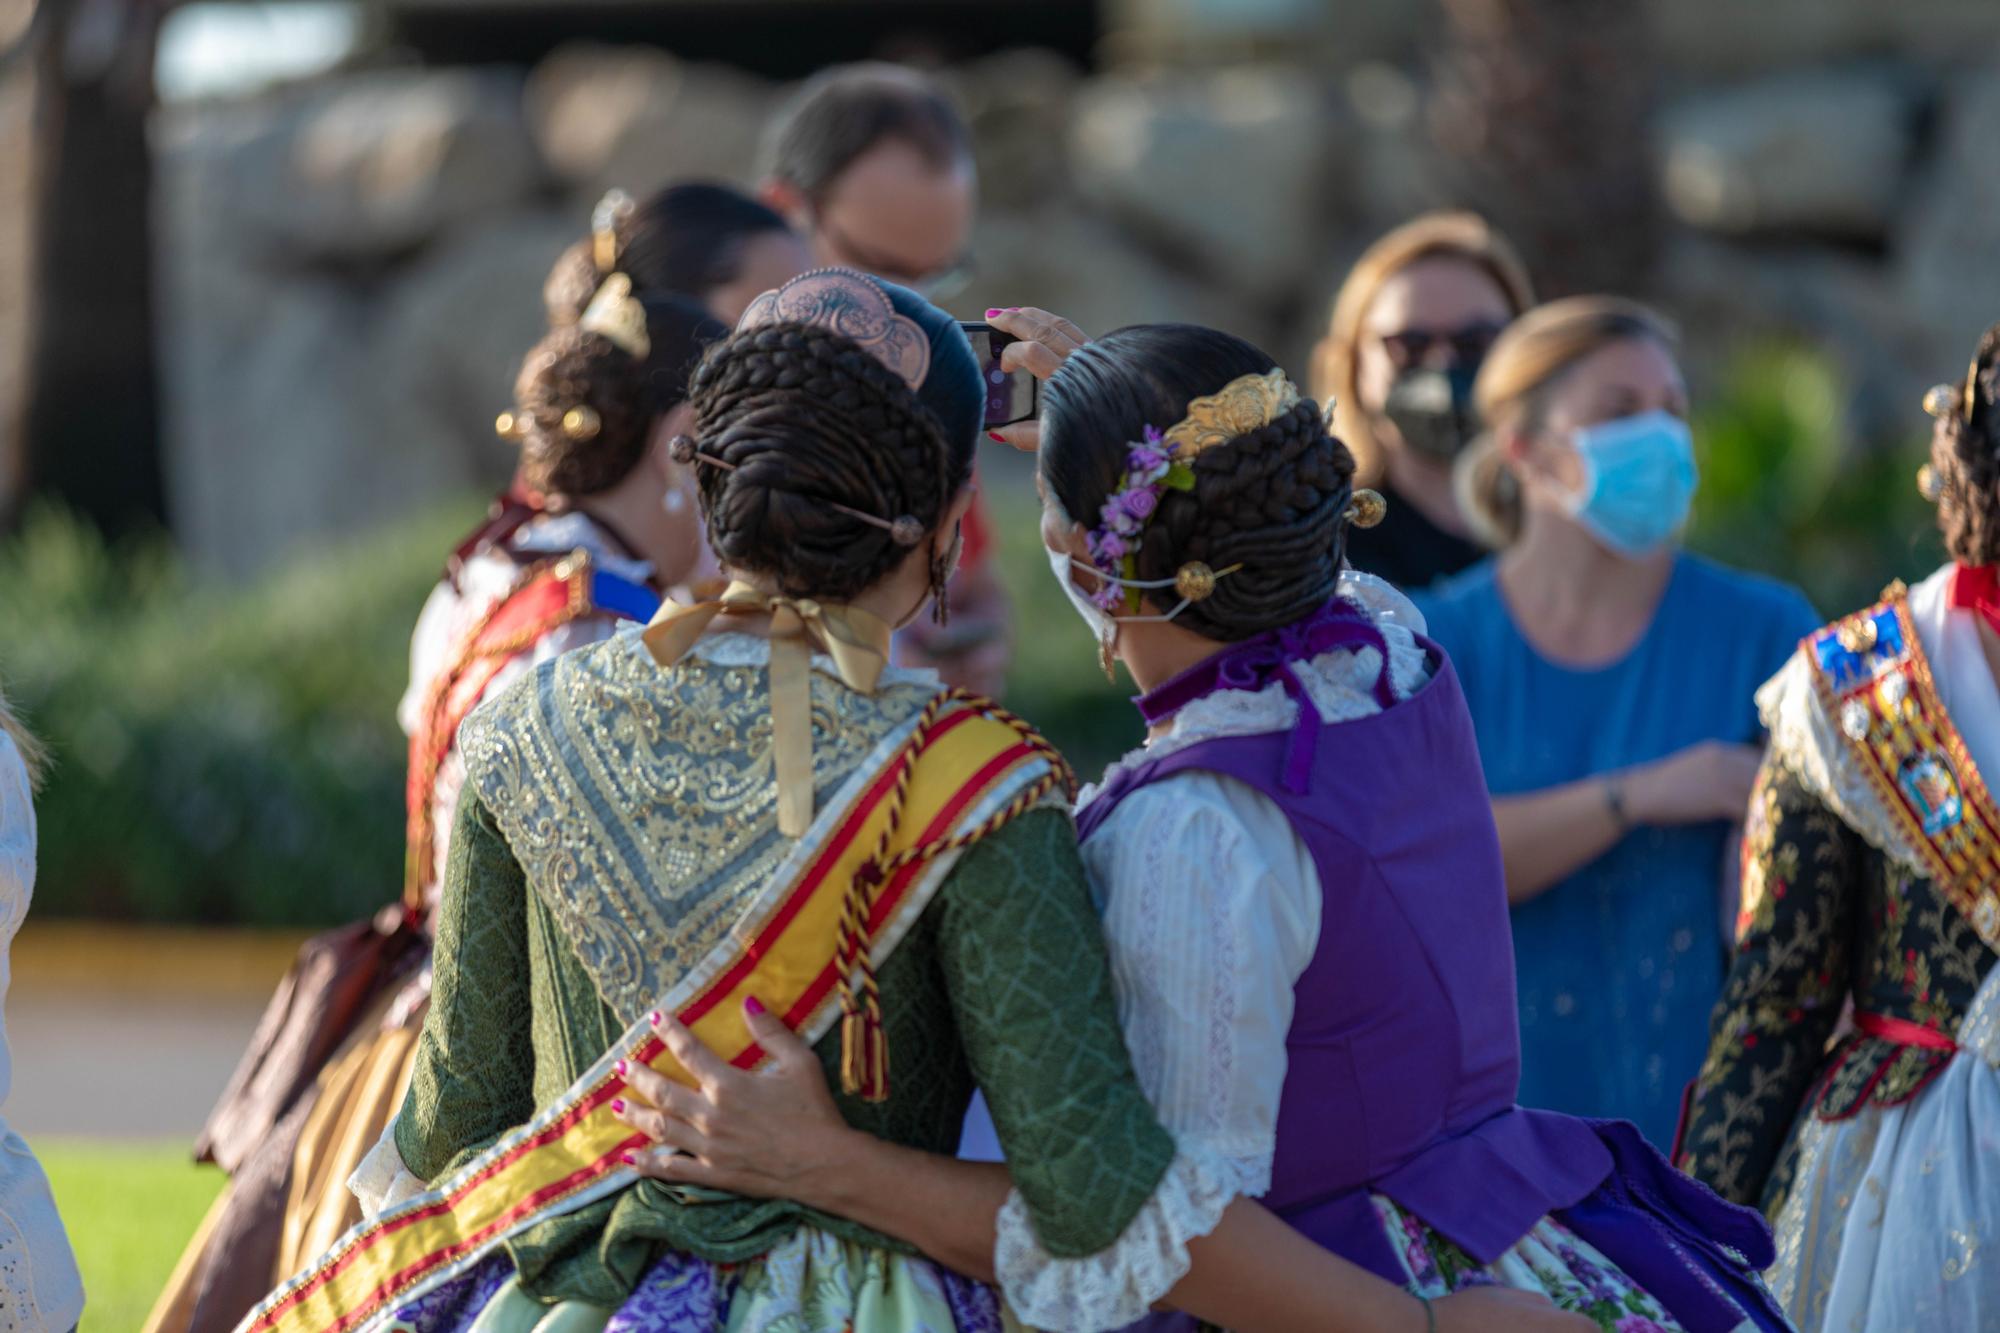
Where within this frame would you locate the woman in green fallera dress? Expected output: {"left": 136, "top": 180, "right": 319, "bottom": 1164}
{"left": 242, "top": 271, "right": 1582, "bottom": 1333}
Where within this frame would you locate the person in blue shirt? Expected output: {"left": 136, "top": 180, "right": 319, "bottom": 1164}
{"left": 1412, "top": 296, "right": 1820, "bottom": 1150}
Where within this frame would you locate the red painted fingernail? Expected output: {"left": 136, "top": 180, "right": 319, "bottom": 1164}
{"left": 614, "top": 1059, "right": 628, "bottom": 1077}
{"left": 620, "top": 1151, "right": 637, "bottom": 1166}
{"left": 744, "top": 995, "right": 766, "bottom": 1017}
{"left": 987, "top": 432, "right": 1005, "bottom": 443}
{"left": 610, "top": 1099, "right": 626, "bottom": 1114}
{"left": 984, "top": 308, "right": 1002, "bottom": 318}
{"left": 649, "top": 1011, "right": 663, "bottom": 1027}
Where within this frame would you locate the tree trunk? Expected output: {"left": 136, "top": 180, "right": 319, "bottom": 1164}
{"left": 19, "top": 0, "right": 168, "bottom": 538}
{"left": 1427, "top": 0, "right": 1661, "bottom": 299}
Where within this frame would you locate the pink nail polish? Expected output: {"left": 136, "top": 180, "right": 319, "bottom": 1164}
{"left": 614, "top": 1059, "right": 628, "bottom": 1077}
{"left": 620, "top": 1151, "right": 637, "bottom": 1166}
{"left": 984, "top": 308, "right": 1002, "bottom": 319}
{"left": 611, "top": 1098, "right": 626, "bottom": 1114}
{"left": 649, "top": 1010, "right": 663, "bottom": 1027}
{"left": 987, "top": 432, "right": 1005, "bottom": 443}
{"left": 744, "top": 995, "right": 766, "bottom": 1017}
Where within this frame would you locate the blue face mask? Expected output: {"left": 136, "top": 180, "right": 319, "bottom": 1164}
{"left": 1563, "top": 409, "right": 1698, "bottom": 556}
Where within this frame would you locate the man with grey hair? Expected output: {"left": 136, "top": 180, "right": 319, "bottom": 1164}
{"left": 758, "top": 63, "right": 1008, "bottom": 696}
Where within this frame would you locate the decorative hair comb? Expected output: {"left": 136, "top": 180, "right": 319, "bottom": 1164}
{"left": 735, "top": 268, "right": 931, "bottom": 391}
{"left": 669, "top": 435, "right": 925, "bottom": 547}
{"left": 592, "top": 188, "right": 635, "bottom": 273}
{"left": 1083, "top": 369, "right": 1308, "bottom": 612}
{"left": 580, "top": 273, "right": 651, "bottom": 360}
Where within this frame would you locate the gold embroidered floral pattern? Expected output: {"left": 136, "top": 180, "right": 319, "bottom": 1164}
{"left": 459, "top": 632, "right": 937, "bottom": 1022}
{"left": 1678, "top": 759, "right": 1997, "bottom": 1216}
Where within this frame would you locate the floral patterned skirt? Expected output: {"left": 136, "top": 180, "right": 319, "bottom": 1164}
{"left": 383, "top": 1230, "right": 1018, "bottom": 1333}
{"left": 1373, "top": 1196, "right": 1688, "bottom": 1333}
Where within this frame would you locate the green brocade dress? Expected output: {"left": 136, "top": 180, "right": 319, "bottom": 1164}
{"left": 367, "top": 630, "right": 1177, "bottom": 1329}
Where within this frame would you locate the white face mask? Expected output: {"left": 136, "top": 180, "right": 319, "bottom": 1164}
{"left": 1043, "top": 546, "right": 1221, "bottom": 646}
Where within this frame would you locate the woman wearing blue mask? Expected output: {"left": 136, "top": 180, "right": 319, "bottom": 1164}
{"left": 1410, "top": 297, "right": 1820, "bottom": 1151}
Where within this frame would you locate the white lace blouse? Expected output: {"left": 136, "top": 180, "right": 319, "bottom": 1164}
{"left": 0, "top": 735, "right": 84, "bottom": 1331}
{"left": 992, "top": 574, "right": 1433, "bottom": 1330}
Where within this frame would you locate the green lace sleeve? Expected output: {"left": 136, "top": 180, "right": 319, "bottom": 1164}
{"left": 1675, "top": 760, "right": 1860, "bottom": 1211}
{"left": 396, "top": 792, "right": 538, "bottom": 1181}
{"left": 934, "top": 805, "right": 1176, "bottom": 1257}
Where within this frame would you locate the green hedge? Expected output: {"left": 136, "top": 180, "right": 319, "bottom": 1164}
{"left": 2, "top": 501, "right": 482, "bottom": 925}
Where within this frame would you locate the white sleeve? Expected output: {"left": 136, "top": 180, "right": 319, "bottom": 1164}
{"left": 993, "top": 773, "right": 1323, "bottom": 1330}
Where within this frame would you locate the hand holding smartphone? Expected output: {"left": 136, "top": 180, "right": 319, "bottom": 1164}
{"left": 959, "top": 322, "right": 1040, "bottom": 431}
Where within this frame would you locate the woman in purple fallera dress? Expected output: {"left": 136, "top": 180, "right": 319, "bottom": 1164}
{"left": 614, "top": 319, "right": 1792, "bottom": 1333}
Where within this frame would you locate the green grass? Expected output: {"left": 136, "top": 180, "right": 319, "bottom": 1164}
{"left": 39, "top": 1139, "right": 224, "bottom": 1333}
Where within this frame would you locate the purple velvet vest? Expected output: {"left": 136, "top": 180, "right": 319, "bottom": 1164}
{"left": 1079, "top": 639, "right": 1613, "bottom": 1276}
{"left": 1079, "top": 610, "right": 1784, "bottom": 1332}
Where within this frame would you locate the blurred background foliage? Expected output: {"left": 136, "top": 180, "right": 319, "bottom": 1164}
{"left": 0, "top": 337, "right": 1954, "bottom": 925}
{"left": 0, "top": 499, "right": 478, "bottom": 924}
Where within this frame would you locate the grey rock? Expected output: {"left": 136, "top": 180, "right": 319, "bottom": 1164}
{"left": 228, "top": 67, "right": 541, "bottom": 266}
{"left": 1647, "top": 0, "right": 1999, "bottom": 76}
{"left": 526, "top": 43, "right": 775, "bottom": 200}
{"left": 1068, "top": 65, "right": 1345, "bottom": 301}
{"left": 1896, "top": 70, "right": 2000, "bottom": 379}
{"left": 1659, "top": 68, "right": 1920, "bottom": 241}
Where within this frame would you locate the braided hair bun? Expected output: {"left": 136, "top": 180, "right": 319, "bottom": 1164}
{"left": 1041, "top": 324, "right": 1358, "bottom": 642}
{"left": 1934, "top": 321, "right": 2000, "bottom": 568}
{"left": 684, "top": 291, "right": 981, "bottom": 601}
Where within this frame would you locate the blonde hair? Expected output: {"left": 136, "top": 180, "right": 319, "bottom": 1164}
{"left": 1311, "top": 211, "right": 1535, "bottom": 483}
{"left": 0, "top": 684, "right": 45, "bottom": 792}
{"left": 1455, "top": 295, "right": 1680, "bottom": 549}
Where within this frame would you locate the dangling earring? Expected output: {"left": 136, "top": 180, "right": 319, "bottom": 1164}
{"left": 929, "top": 524, "right": 963, "bottom": 627}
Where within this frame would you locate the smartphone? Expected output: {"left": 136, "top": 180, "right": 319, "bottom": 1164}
{"left": 959, "top": 322, "right": 1039, "bottom": 430}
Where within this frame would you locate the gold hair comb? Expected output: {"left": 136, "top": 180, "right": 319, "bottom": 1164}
{"left": 580, "top": 273, "right": 650, "bottom": 360}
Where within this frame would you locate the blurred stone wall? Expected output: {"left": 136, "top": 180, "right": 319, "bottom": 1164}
{"left": 151, "top": 0, "right": 2000, "bottom": 576}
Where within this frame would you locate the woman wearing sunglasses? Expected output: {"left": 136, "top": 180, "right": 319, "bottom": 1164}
{"left": 1677, "top": 322, "right": 2000, "bottom": 1330}
{"left": 1410, "top": 298, "right": 1820, "bottom": 1153}
{"left": 1312, "top": 212, "right": 1535, "bottom": 592}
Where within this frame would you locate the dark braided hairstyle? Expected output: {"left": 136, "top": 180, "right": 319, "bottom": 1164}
{"left": 513, "top": 295, "right": 727, "bottom": 499}
{"left": 684, "top": 294, "right": 981, "bottom": 601}
{"left": 1933, "top": 321, "right": 2000, "bottom": 567}
{"left": 1041, "top": 324, "right": 1358, "bottom": 642}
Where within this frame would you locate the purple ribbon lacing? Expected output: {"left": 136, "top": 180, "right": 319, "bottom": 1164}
{"left": 1135, "top": 599, "right": 1396, "bottom": 795}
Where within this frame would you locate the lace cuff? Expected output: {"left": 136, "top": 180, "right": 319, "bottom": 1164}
{"left": 994, "top": 1143, "right": 1253, "bottom": 1332}
{"left": 347, "top": 1118, "right": 429, "bottom": 1217}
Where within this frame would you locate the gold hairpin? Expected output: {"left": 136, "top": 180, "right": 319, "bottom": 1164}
{"left": 1346, "top": 489, "right": 1387, "bottom": 529}
{"left": 495, "top": 410, "right": 525, "bottom": 440}
{"left": 563, "top": 406, "right": 601, "bottom": 441}
{"left": 667, "top": 435, "right": 923, "bottom": 545}
{"left": 1924, "top": 355, "right": 1980, "bottom": 427}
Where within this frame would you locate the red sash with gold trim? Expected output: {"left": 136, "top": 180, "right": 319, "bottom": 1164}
{"left": 402, "top": 554, "right": 641, "bottom": 915}
{"left": 241, "top": 694, "right": 1066, "bottom": 1333}
{"left": 1807, "top": 583, "right": 2000, "bottom": 949}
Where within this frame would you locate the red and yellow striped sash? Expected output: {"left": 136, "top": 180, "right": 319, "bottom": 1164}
{"left": 241, "top": 695, "right": 1066, "bottom": 1333}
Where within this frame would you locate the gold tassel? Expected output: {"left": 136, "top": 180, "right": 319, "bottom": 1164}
{"left": 838, "top": 1003, "right": 890, "bottom": 1102}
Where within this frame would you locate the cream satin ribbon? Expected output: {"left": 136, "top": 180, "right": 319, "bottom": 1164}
{"left": 643, "top": 580, "right": 894, "bottom": 837}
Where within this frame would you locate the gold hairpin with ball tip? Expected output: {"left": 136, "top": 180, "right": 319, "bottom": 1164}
{"left": 1346, "top": 489, "right": 1387, "bottom": 529}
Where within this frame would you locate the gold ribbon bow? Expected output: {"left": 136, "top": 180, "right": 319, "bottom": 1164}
{"left": 643, "top": 581, "right": 894, "bottom": 837}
